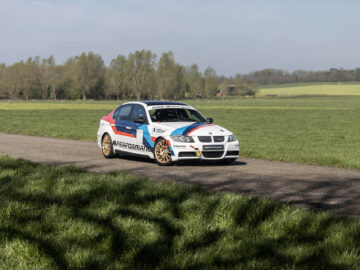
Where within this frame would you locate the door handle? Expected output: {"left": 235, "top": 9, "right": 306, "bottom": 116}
{"left": 125, "top": 126, "right": 132, "bottom": 130}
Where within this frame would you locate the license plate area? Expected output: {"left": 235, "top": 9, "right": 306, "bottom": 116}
{"left": 203, "top": 145, "right": 224, "bottom": 151}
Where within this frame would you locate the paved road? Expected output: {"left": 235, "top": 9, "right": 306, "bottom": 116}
{"left": 1, "top": 132, "right": 359, "bottom": 216}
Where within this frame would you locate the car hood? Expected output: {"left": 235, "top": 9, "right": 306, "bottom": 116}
{"left": 154, "top": 122, "right": 232, "bottom": 136}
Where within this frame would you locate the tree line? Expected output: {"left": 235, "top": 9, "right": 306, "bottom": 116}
{"left": 0, "top": 51, "right": 256, "bottom": 100}
{"left": 240, "top": 68, "right": 360, "bottom": 85}
{"left": 3, "top": 51, "right": 356, "bottom": 100}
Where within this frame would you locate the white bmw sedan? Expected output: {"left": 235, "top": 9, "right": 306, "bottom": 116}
{"left": 97, "top": 101, "right": 240, "bottom": 166}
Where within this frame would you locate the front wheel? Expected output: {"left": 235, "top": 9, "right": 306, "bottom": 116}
{"left": 102, "top": 133, "right": 115, "bottom": 159}
{"left": 154, "top": 139, "right": 173, "bottom": 166}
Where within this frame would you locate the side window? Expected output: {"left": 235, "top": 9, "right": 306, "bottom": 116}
{"left": 131, "top": 105, "right": 148, "bottom": 124}
{"left": 113, "top": 104, "right": 133, "bottom": 121}
{"left": 112, "top": 107, "right": 121, "bottom": 119}
{"left": 186, "top": 109, "right": 203, "bottom": 122}
{"left": 149, "top": 109, "right": 156, "bottom": 122}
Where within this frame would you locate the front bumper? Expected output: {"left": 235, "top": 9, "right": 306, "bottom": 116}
{"left": 169, "top": 140, "right": 240, "bottom": 161}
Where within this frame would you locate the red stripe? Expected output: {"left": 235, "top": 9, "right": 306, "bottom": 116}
{"left": 103, "top": 111, "right": 135, "bottom": 138}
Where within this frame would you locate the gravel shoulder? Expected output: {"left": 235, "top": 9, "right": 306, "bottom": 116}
{"left": 1, "top": 132, "right": 359, "bottom": 216}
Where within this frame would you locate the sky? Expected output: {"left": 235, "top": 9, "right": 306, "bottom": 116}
{"left": 1, "top": 0, "right": 360, "bottom": 76}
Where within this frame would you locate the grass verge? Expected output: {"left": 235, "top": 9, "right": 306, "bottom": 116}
{"left": 0, "top": 96, "right": 360, "bottom": 169}
{"left": 0, "top": 156, "right": 359, "bottom": 269}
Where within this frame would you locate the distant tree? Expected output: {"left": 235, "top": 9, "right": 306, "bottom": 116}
{"left": 105, "top": 55, "right": 128, "bottom": 100}
{"left": 39, "top": 56, "right": 57, "bottom": 99}
{"left": 51, "top": 65, "right": 68, "bottom": 99}
{"left": 124, "top": 50, "right": 156, "bottom": 100}
{"left": 70, "top": 52, "right": 106, "bottom": 100}
{"left": 185, "top": 64, "right": 204, "bottom": 98}
{"left": 354, "top": 68, "right": 360, "bottom": 81}
{"left": 173, "top": 64, "right": 186, "bottom": 99}
{"left": 155, "top": 52, "right": 186, "bottom": 99}
{"left": 0, "top": 63, "right": 7, "bottom": 98}
{"left": 22, "top": 57, "right": 41, "bottom": 99}
{"left": 219, "top": 78, "right": 231, "bottom": 96}
{"left": 204, "top": 67, "right": 218, "bottom": 97}
{"left": 156, "top": 52, "right": 176, "bottom": 99}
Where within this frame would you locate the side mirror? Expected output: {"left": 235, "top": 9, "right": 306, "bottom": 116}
{"left": 207, "top": 117, "right": 214, "bottom": 124}
{"left": 134, "top": 117, "right": 146, "bottom": 124}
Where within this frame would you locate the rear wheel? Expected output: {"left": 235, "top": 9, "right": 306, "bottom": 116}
{"left": 154, "top": 139, "right": 172, "bottom": 166}
{"left": 102, "top": 133, "right": 115, "bottom": 159}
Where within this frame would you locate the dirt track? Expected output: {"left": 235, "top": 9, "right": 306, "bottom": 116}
{"left": 1, "top": 132, "right": 359, "bottom": 217}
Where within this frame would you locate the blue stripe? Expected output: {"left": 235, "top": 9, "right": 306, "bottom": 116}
{"left": 138, "top": 124, "right": 155, "bottom": 150}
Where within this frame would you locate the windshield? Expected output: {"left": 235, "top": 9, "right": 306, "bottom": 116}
{"left": 148, "top": 108, "right": 207, "bottom": 123}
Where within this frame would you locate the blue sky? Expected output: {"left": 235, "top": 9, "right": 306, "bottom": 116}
{"left": 1, "top": 0, "right": 359, "bottom": 75}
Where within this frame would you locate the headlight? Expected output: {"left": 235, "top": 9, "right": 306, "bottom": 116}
{"left": 228, "top": 134, "right": 237, "bottom": 142}
{"left": 170, "top": 135, "right": 194, "bottom": 143}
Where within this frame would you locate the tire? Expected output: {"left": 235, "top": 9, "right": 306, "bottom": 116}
{"left": 217, "top": 158, "right": 236, "bottom": 165}
{"left": 101, "top": 133, "right": 115, "bottom": 159}
{"left": 153, "top": 139, "right": 173, "bottom": 166}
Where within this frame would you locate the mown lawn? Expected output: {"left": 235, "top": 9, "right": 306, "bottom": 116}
{"left": 1, "top": 96, "right": 360, "bottom": 169}
{"left": 0, "top": 156, "right": 359, "bottom": 269}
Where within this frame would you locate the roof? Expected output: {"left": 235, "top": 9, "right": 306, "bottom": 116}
{"left": 140, "top": 100, "right": 188, "bottom": 106}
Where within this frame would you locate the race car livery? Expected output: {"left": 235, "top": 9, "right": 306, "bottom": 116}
{"left": 97, "top": 101, "right": 240, "bottom": 165}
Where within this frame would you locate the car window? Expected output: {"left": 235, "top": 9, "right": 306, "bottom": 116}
{"left": 113, "top": 107, "right": 121, "bottom": 119}
{"left": 131, "top": 105, "right": 148, "bottom": 124}
{"left": 113, "top": 104, "right": 133, "bottom": 120}
{"left": 148, "top": 108, "right": 207, "bottom": 122}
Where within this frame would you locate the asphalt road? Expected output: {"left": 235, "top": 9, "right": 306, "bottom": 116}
{"left": 1, "top": 132, "right": 359, "bottom": 217}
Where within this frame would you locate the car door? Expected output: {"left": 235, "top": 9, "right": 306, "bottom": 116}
{"left": 112, "top": 104, "right": 137, "bottom": 151}
{"left": 130, "top": 104, "right": 155, "bottom": 154}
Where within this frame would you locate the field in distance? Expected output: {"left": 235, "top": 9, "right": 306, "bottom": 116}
{"left": 1, "top": 96, "right": 359, "bottom": 170}
{"left": 259, "top": 82, "right": 360, "bottom": 96}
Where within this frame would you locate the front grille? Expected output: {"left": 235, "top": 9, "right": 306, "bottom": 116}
{"left": 202, "top": 151, "right": 224, "bottom": 158}
{"left": 198, "top": 136, "right": 212, "bottom": 143}
{"left": 226, "top": 151, "right": 239, "bottom": 156}
{"left": 213, "top": 136, "right": 224, "bottom": 142}
{"left": 179, "top": 152, "right": 197, "bottom": 157}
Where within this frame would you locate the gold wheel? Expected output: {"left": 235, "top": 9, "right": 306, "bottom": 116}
{"left": 154, "top": 139, "right": 171, "bottom": 165}
{"left": 102, "top": 134, "right": 113, "bottom": 157}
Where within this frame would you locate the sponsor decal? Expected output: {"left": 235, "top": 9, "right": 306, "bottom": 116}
{"left": 113, "top": 140, "right": 151, "bottom": 152}
{"left": 173, "top": 145, "right": 186, "bottom": 148}
{"left": 153, "top": 127, "right": 166, "bottom": 134}
{"left": 150, "top": 105, "right": 191, "bottom": 110}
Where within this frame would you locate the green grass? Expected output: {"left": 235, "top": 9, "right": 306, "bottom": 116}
{"left": 0, "top": 156, "right": 359, "bottom": 269}
{"left": 1, "top": 97, "right": 360, "bottom": 170}
{"left": 258, "top": 83, "right": 360, "bottom": 96}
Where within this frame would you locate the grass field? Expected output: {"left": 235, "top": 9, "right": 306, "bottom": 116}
{"left": 259, "top": 83, "right": 360, "bottom": 96}
{"left": 1, "top": 96, "right": 360, "bottom": 170}
{"left": 0, "top": 156, "right": 359, "bottom": 269}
